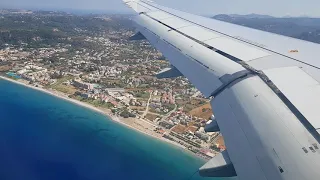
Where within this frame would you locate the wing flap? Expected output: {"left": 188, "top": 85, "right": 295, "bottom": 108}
{"left": 156, "top": 66, "right": 183, "bottom": 79}
{"left": 139, "top": 0, "right": 320, "bottom": 71}
{"left": 204, "top": 37, "right": 271, "bottom": 62}
{"left": 159, "top": 17, "right": 193, "bottom": 29}
{"left": 134, "top": 15, "right": 247, "bottom": 96}
{"left": 199, "top": 150, "right": 237, "bottom": 177}
{"left": 244, "top": 54, "right": 320, "bottom": 84}
{"left": 146, "top": 11, "right": 173, "bottom": 20}
{"left": 155, "top": 34, "right": 223, "bottom": 96}
{"left": 263, "top": 67, "right": 320, "bottom": 131}
{"left": 124, "top": 1, "right": 320, "bottom": 180}
{"left": 135, "top": 16, "right": 225, "bottom": 96}
{"left": 179, "top": 26, "right": 221, "bottom": 41}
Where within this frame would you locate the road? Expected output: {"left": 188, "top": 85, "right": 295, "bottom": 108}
{"left": 142, "top": 91, "right": 152, "bottom": 118}
{"left": 160, "top": 103, "right": 177, "bottom": 122}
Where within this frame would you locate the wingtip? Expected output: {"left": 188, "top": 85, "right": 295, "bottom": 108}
{"left": 122, "top": 0, "right": 154, "bottom": 3}
{"left": 122, "top": 0, "right": 132, "bottom": 3}
{"left": 122, "top": 0, "right": 155, "bottom": 13}
{"left": 122, "top": 0, "right": 140, "bottom": 3}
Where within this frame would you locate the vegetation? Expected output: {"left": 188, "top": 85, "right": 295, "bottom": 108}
{"left": 70, "top": 95, "right": 115, "bottom": 108}
{"left": 52, "top": 85, "right": 77, "bottom": 94}
{"left": 47, "top": 76, "right": 73, "bottom": 87}
{"left": 0, "top": 11, "right": 134, "bottom": 49}
{"left": 145, "top": 113, "right": 160, "bottom": 121}
{"left": 210, "top": 144, "right": 221, "bottom": 152}
{"left": 163, "top": 103, "right": 176, "bottom": 112}
{"left": 119, "top": 109, "right": 136, "bottom": 118}
{"left": 46, "top": 76, "right": 76, "bottom": 94}
{"left": 134, "top": 91, "right": 150, "bottom": 99}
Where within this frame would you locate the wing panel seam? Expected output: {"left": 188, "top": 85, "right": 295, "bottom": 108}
{"left": 210, "top": 71, "right": 254, "bottom": 98}
{"left": 140, "top": 0, "right": 320, "bottom": 69}
{"left": 225, "top": 102, "right": 269, "bottom": 180}
{"left": 139, "top": 8, "right": 320, "bottom": 144}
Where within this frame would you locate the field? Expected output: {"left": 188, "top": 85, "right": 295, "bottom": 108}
{"left": 47, "top": 76, "right": 76, "bottom": 94}
{"left": 171, "top": 124, "right": 187, "bottom": 134}
{"left": 130, "top": 106, "right": 146, "bottom": 111}
{"left": 145, "top": 113, "right": 161, "bottom": 121}
{"left": 176, "top": 97, "right": 208, "bottom": 113}
{"left": 188, "top": 103, "right": 212, "bottom": 120}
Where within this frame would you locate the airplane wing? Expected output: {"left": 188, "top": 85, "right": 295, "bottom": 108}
{"left": 123, "top": 1, "right": 320, "bottom": 179}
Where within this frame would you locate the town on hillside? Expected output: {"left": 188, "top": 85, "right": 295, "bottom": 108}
{"left": 0, "top": 10, "right": 225, "bottom": 159}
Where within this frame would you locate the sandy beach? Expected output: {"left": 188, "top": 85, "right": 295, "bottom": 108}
{"left": 0, "top": 76, "right": 186, "bottom": 150}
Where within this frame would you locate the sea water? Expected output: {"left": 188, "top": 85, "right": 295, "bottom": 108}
{"left": 0, "top": 79, "right": 219, "bottom": 180}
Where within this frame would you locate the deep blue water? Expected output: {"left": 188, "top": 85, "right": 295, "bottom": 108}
{"left": 0, "top": 79, "right": 213, "bottom": 180}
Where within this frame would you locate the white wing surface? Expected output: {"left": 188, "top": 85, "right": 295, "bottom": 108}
{"left": 123, "top": 1, "right": 320, "bottom": 179}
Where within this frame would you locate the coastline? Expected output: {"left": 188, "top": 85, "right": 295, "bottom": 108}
{"left": 0, "top": 76, "right": 192, "bottom": 154}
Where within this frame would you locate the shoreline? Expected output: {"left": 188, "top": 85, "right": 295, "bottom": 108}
{"left": 0, "top": 76, "right": 198, "bottom": 156}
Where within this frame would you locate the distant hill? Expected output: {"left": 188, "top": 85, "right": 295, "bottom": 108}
{"left": 0, "top": 11, "right": 134, "bottom": 49}
{"left": 212, "top": 14, "right": 320, "bottom": 44}
{"left": 229, "top": 13, "right": 275, "bottom": 19}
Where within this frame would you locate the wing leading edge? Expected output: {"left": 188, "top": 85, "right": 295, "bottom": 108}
{"left": 123, "top": 1, "right": 320, "bottom": 180}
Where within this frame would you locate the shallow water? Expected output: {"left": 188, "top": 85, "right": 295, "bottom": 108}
{"left": 0, "top": 79, "right": 218, "bottom": 180}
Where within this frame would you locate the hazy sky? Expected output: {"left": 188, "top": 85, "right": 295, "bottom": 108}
{"left": 1, "top": 0, "right": 319, "bottom": 17}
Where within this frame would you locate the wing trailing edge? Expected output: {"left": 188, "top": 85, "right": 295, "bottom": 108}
{"left": 156, "top": 66, "right": 183, "bottom": 79}
{"left": 199, "top": 150, "right": 237, "bottom": 177}
{"left": 123, "top": 1, "right": 320, "bottom": 180}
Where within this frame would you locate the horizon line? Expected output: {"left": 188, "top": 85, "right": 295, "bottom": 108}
{"left": 1, "top": 8, "right": 320, "bottom": 18}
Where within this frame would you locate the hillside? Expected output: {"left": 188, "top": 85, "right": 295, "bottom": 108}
{"left": 212, "top": 14, "right": 320, "bottom": 44}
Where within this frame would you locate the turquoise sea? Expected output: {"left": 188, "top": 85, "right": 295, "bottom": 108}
{"left": 0, "top": 79, "right": 219, "bottom": 180}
